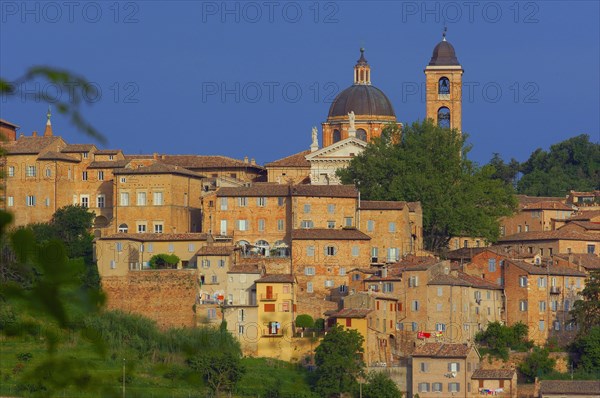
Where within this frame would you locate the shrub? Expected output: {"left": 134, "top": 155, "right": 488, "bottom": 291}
{"left": 149, "top": 253, "right": 180, "bottom": 269}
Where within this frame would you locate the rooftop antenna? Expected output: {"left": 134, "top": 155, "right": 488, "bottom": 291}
{"left": 442, "top": 26, "right": 447, "bottom": 41}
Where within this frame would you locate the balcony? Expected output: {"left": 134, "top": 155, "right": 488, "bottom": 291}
{"left": 262, "top": 331, "right": 285, "bottom": 337}
{"left": 550, "top": 286, "right": 561, "bottom": 294}
{"left": 260, "top": 293, "right": 278, "bottom": 301}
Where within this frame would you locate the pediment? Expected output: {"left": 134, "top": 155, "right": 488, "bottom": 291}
{"left": 305, "top": 137, "right": 367, "bottom": 160}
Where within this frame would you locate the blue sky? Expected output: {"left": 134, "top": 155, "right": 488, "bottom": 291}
{"left": 1, "top": 1, "right": 598, "bottom": 165}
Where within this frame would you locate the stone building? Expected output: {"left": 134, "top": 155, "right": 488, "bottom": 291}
{"left": 496, "top": 229, "right": 600, "bottom": 257}
{"left": 471, "top": 369, "right": 517, "bottom": 398}
{"left": 500, "top": 195, "right": 573, "bottom": 237}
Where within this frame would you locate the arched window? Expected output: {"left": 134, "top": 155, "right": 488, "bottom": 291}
{"left": 332, "top": 129, "right": 341, "bottom": 143}
{"left": 437, "top": 107, "right": 451, "bottom": 129}
{"left": 237, "top": 240, "right": 250, "bottom": 257}
{"left": 438, "top": 77, "right": 450, "bottom": 95}
{"left": 273, "top": 240, "right": 290, "bottom": 258}
{"left": 255, "top": 240, "right": 270, "bottom": 256}
{"left": 356, "top": 128, "right": 367, "bottom": 141}
{"left": 118, "top": 223, "right": 128, "bottom": 233}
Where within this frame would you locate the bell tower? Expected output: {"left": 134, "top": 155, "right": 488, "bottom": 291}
{"left": 424, "top": 28, "right": 463, "bottom": 131}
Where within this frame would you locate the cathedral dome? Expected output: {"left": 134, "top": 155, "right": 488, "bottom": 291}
{"left": 328, "top": 85, "right": 396, "bottom": 118}
{"left": 428, "top": 39, "right": 460, "bottom": 66}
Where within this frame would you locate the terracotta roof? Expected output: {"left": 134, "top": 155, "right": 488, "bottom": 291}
{"left": 365, "top": 273, "right": 402, "bottom": 282}
{"left": 86, "top": 160, "right": 130, "bottom": 169}
{"left": 516, "top": 195, "right": 566, "bottom": 209}
{"left": 126, "top": 154, "right": 265, "bottom": 170}
{"left": 539, "top": 380, "right": 600, "bottom": 395}
{"left": 349, "top": 267, "right": 379, "bottom": 275}
{"left": 369, "top": 292, "right": 399, "bottom": 300}
{"left": 265, "top": 150, "right": 311, "bottom": 168}
{"left": 522, "top": 201, "right": 573, "bottom": 211}
{"left": 0, "top": 118, "right": 19, "bottom": 128}
{"left": 553, "top": 253, "right": 600, "bottom": 270}
{"left": 359, "top": 200, "right": 406, "bottom": 210}
{"left": 228, "top": 264, "right": 262, "bottom": 274}
{"left": 95, "top": 149, "right": 121, "bottom": 155}
{"left": 196, "top": 246, "right": 234, "bottom": 256}
{"left": 407, "top": 202, "right": 422, "bottom": 212}
{"left": 61, "top": 143, "right": 96, "bottom": 153}
{"left": 456, "top": 271, "right": 503, "bottom": 289}
{"left": 445, "top": 247, "right": 489, "bottom": 261}
{"left": 563, "top": 221, "right": 600, "bottom": 231}
{"left": 507, "top": 260, "right": 587, "bottom": 277}
{"left": 100, "top": 233, "right": 208, "bottom": 242}
{"left": 395, "top": 256, "right": 440, "bottom": 271}
{"left": 37, "top": 151, "right": 80, "bottom": 162}
{"left": 331, "top": 308, "right": 372, "bottom": 318}
{"left": 113, "top": 162, "right": 204, "bottom": 178}
{"left": 471, "top": 369, "right": 515, "bottom": 380}
{"left": 5, "top": 136, "right": 63, "bottom": 154}
{"left": 217, "top": 184, "right": 290, "bottom": 197}
{"left": 291, "top": 228, "right": 371, "bottom": 241}
{"left": 498, "top": 229, "right": 600, "bottom": 243}
{"left": 569, "top": 210, "right": 600, "bottom": 221}
{"left": 412, "top": 343, "right": 472, "bottom": 358}
{"left": 255, "top": 274, "right": 295, "bottom": 283}
{"left": 291, "top": 185, "right": 358, "bottom": 198}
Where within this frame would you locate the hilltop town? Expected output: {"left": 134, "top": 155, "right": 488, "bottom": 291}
{"left": 2, "top": 34, "right": 599, "bottom": 398}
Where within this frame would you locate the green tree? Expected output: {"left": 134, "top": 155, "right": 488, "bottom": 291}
{"left": 488, "top": 153, "right": 520, "bottom": 188}
{"left": 517, "top": 134, "right": 600, "bottom": 196}
{"left": 362, "top": 371, "right": 402, "bottom": 398}
{"left": 338, "top": 120, "right": 517, "bottom": 252}
{"left": 570, "top": 326, "right": 600, "bottom": 374}
{"left": 314, "top": 325, "right": 364, "bottom": 397}
{"left": 518, "top": 346, "right": 556, "bottom": 382}
{"left": 187, "top": 351, "right": 245, "bottom": 397}
{"left": 475, "top": 322, "right": 532, "bottom": 360}
{"left": 569, "top": 270, "right": 600, "bottom": 335}
{"left": 149, "top": 253, "right": 181, "bottom": 269}
{"left": 296, "top": 314, "right": 315, "bottom": 337}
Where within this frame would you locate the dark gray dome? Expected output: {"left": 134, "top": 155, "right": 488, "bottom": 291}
{"left": 328, "top": 85, "right": 395, "bottom": 118}
{"left": 429, "top": 40, "right": 460, "bottom": 66}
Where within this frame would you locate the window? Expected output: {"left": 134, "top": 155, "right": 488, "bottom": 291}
{"left": 408, "top": 276, "right": 419, "bottom": 287}
{"left": 97, "top": 195, "right": 105, "bottom": 208}
{"left": 576, "top": 278, "right": 581, "bottom": 288}
{"left": 26, "top": 165, "right": 36, "bottom": 177}
{"left": 345, "top": 318, "right": 352, "bottom": 327}
{"left": 187, "top": 243, "right": 195, "bottom": 253}
{"left": 304, "top": 267, "right": 315, "bottom": 276}
{"left": 137, "top": 224, "right": 146, "bottom": 233}
{"left": 382, "top": 282, "right": 393, "bottom": 293}
{"left": 553, "top": 321, "right": 561, "bottom": 331}
{"left": 327, "top": 220, "right": 335, "bottom": 229}
{"left": 411, "top": 300, "right": 420, "bottom": 311}
{"left": 448, "top": 382, "right": 460, "bottom": 393}
{"left": 438, "top": 76, "right": 450, "bottom": 94}
{"left": 525, "top": 224, "right": 530, "bottom": 232}
{"left": 82, "top": 171, "right": 88, "bottom": 181}
{"left": 437, "top": 287, "right": 443, "bottom": 296}
{"left": 418, "top": 383, "right": 430, "bottom": 393}
{"left": 220, "top": 197, "right": 228, "bottom": 210}
{"left": 438, "top": 107, "right": 451, "bottom": 128}
{"left": 8, "top": 166, "right": 14, "bottom": 177}
{"left": 432, "top": 382, "right": 442, "bottom": 392}
{"left": 207, "top": 309, "right": 217, "bottom": 319}
{"left": 332, "top": 129, "right": 341, "bottom": 143}
{"left": 277, "top": 219, "right": 284, "bottom": 231}
{"left": 436, "top": 323, "right": 446, "bottom": 332}
{"left": 147, "top": 243, "right": 153, "bottom": 253}
{"left": 344, "top": 217, "right": 352, "bottom": 227}
{"left": 306, "top": 245, "right": 315, "bottom": 257}
{"left": 539, "top": 320, "right": 545, "bottom": 331}
{"left": 371, "top": 247, "right": 378, "bottom": 262}
{"left": 551, "top": 300, "right": 558, "bottom": 311}
{"left": 488, "top": 259, "right": 496, "bottom": 272}
{"left": 538, "top": 277, "right": 547, "bottom": 288}
{"left": 411, "top": 322, "right": 418, "bottom": 331}
{"left": 324, "top": 280, "right": 334, "bottom": 288}
{"left": 110, "top": 260, "right": 116, "bottom": 269}
{"left": 277, "top": 197, "right": 285, "bottom": 206}
{"left": 237, "top": 197, "right": 248, "bottom": 207}
{"left": 327, "top": 204, "right": 335, "bottom": 214}
{"left": 45, "top": 168, "right": 51, "bottom": 177}
{"left": 258, "top": 219, "right": 265, "bottom": 231}
{"left": 168, "top": 243, "right": 174, "bottom": 253}
{"left": 237, "top": 220, "right": 249, "bottom": 231}
{"left": 436, "top": 303, "right": 443, "bottom": 312}
{"left": 7, "top": 196, "right": 14, "bottom": 207}
{"left": 325, "top": 246, "right": 337, "bottom": 256}
{"left": 448, "top": 362, "right": 460, "bottom": 372}
{"left": 539, "top": 301, "right": 546, "bottom": 312}
{"left": 367, "top": 220, "right": 374, "bottom": 232}
{"left": 211, "top": 275, "right": 218, "bottom": 284}
{"left": 351, "top": 246, "right": 359, "bottom": 257}
{"left": 201, "top": 260, "right": 210, "bottom": 268}
{"left": 564, "top": 300, "right": 570, "bottom": 311}
{"left": 388, "top": 222, "right": 396, "bottom": 232}
{"left": 120, "top": 192, "right": 129, "bottom": 206}
{"left": 303, "top": 204, "right": 311, "bottom": 213}
{"left": 519, "top": 300, "right": 528, "bottom": 311}
{"left": 306, "top": 282, "right": 313, "bottom": 293}
{"left": 118, "top": 224, "right": 128, "bottom": 233}
{"left": 116, "top": 242, "right": 123, "bottom": 252}
{"left": 154, "top": 223, "right": 163, "bottom": 233}
{"left": 218, "top": 260, "right": 225, "bottom": 268}
{"left": 420, "top": 362, "right": 429, "bottom": 372}
{"left": 26, "top": 195, "right": 36, "bottom": 206}
{"left": 339, "top": 267, "right": 346, "bottom": 276}
{"left": 300, "top": 220, "right": 314, "bottom": 229}
{"left": 97, "top": 171, "right": 104, "bottom": 180}
{"left": 137, "top": 192, "right": 147, "bottom": 206}
{"left": 519, "top": 276, "right": 528, "bottom": 287}
{"left": 257, "top": 197, "right": 266, "bottom": 207}
{"left": 80, "top": 195, "right": 89, "bottom": 208}
{"left": 387, "top": 248, "right": 399, "bottom": 262}
{"left": 588, "top": 244, "right": 596, "bottom": 254}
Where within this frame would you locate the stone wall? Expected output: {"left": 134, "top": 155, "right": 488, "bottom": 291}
{"left": 102, "top": 270, "right": 197, "bottom": 329}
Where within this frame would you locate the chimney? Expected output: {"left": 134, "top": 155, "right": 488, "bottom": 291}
{"left": 153, "top": 152, "right": 158, "bottom": 160}
{"left": 32, "top": 131, "right": 38, "bottom": 137}
{"left": 382, "top": 267, "right": 388, "bottom": 278}
{"left": 161, "top": 155, "right": 166, "bottom": 160}
{"left": 251, "top": 158, "right": 256, "bottom": 165}
{"left": 244, "top": 156, "right": 249, "bottom": 164}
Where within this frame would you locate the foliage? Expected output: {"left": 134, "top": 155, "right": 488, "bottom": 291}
{"left": 518, "top": 346, "right": 556, "bottom": 382}
{"left": 570, "top": 326, "right": 600, "bottom": 374}
{"left": 362, "top": 371, "right": 402, "bottom": 398}
{"left": 569, "top": 270, "right": 600, "bottom": 335}
{"left": 488, "top": 153, "right": 520, "bottom": 188}
{"left": 149, "top": 253, "right": 181, "bottom": 269}
{"left": 314, "top": 318, "right": 325, "bottom": 332}
{"left": 314, "top": 325, "right": 364, "bottom": 397}
{"left": 517, "top": 134, "right": 600, "bottom": 196}
{"left": 475, "top": 322, "right": 533, "bottom": 360}
{"left": 296, "top": 314, "right": 315, "bottom": 330}
{"left": 338, "top": 120, "right": 516, "bottom": 252}
{"left": 186, "top": 351, "right": 245, "bottom": 397}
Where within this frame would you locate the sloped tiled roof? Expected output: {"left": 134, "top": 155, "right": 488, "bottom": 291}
{"left": 217, "top": 184, "right": 290, "bottom": 197}
{"left": 330, "top": 308, "right": 372, "bottom": 318}
{"left": 406, "top": 202, "right": 421, "bottom": 212}
{"left": 291, "top": 185, "right": 358, "bottom": 198}
{"left": 216, "top": 184, "right": 358, "bottom": 198}
{"left": 86, "top": 160, "right": 130, "bottom": 169}
{"left": 95, "top": 149, "right": 121, "bottom": 155}
{"left": 568, "top": 210, "right": 600, "bottom": 221}
{"left": 395, "top": 256, "right": 440, "bottom": 271}
{"left": 61, "top": 143, "right": 96, "bottom": 153}
{"left": 516, "top": 195, "right": 566, "bottom": 209}
{"left": 126, "top": 154, "right": 265, "bottom": 170}
{"left": 291, "top": 228, "right": 371, "bottom": 241}
{"left": 498, "top": 229, "right": 600, "bottom": 242}
{"left": 507, "top": 260, "right": 587, "bottom": 277}
{"left": 0, "top": 118, "right": 19, "bottom": 128}
{"left": 522, "top": 201, "right": 573, "bottom": 211}
{"left": 265, "top": 150, "right": 311, "bottom": 168}
{"left": 100, "top": 233, "right": 208, "bottom": 242}
{"left": 255, "top": 274, "right": 295, "bottom": 283}
{"left": 471, "top": 369, "right": 515, "bottom": 380}
{"left": 5, "top": 136, "right": 63, "bottom": 154}
{"left": 563, "top": 221, "right": 600, "bottom": 231}
{"left": 37, "top": 151, "right": 80, "bottom": 162}
{"left": 228, "top": 264, "right": 261, "bottom": 274}
{"left": 196, "top": 246, "right": 234, "bottom": 256}
{"left": 539, "top": 380, "right": 600, "bottom": 395}
{"left": 553, "top": 253, "right": 600, "bottom": 270}
{"left": 359, "top": 200, "right": 406, "bottom": 210}
{"left": 412, "top": 343, "right": 472, "bottom": 358}
{"left": 113, "top": 162, "right": 204, "bottom": 179}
